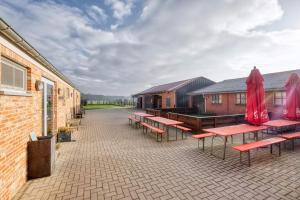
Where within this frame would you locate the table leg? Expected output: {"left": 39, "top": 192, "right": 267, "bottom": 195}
{"left": 243, "top": 133, "right": 245, "bottom": 144}
{"left": 223, "top": 136, "right": 228, "bottom": 160}
{"left": 279, "top": 142, "right": 282, "bottom": 156}
{"left": 292, "top": 139, "right": 295, "bottom": 151}
{"left": 167, "top": 126, "right": 169, "bottom": 142}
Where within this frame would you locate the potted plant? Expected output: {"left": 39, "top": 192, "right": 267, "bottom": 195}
{"left": 57, "top": 127, "right": 72, "bottom": 142}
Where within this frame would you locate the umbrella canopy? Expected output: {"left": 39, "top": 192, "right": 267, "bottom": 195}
{"left": 245, "top": 67, "right": 269, "bottom": 125}
{"left": 283, "top": 73, "right": 300, "bottom": 120}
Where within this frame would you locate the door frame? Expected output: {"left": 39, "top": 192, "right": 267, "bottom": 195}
{"left": 41, "top": 77, "right": 54, "bottom": 136}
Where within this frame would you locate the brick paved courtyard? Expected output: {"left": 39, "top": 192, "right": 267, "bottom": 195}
{"left": 15, "top": 109, "right": 300, "bottom": 200}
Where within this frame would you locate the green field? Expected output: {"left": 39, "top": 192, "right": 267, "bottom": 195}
{"left": 83, "top": 104, "right": 132, "bottom": 110}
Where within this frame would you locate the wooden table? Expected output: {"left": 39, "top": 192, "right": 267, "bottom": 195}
{"left": 133, "top": 112, "right": 154, "bottom": 122}
{"left": 203, "top": 124, "right": 268, "bottom": 159}
{"left": 263, "top": 119, "right": 300, "bottom": 129}
{"left": 146, "top": 117, "right": 183, "bottom": 141}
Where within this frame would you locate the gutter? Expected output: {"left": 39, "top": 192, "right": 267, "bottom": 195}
{"left": 188, "top": 88, "right": 285, "bottom": 96}
{"left": 0, "top": 18, "right": 79, "bottom": 92}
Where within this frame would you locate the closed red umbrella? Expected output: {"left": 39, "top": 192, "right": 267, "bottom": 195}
{"left": 245, "top": 67, "right": 269, "bottom": 125}
{"left": 283, "top": 73, "right": 300, "bottom": 120}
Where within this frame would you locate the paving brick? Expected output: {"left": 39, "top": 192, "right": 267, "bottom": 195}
{"left": 14, "top": 109, "right": 300, "bottom": 200}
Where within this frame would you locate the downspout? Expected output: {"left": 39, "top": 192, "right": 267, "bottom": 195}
{"left": 227, "top": 93, "right": 230, "bottom": 114}
{"left": 203, "top": 94, "right": 206, "bottom": 113}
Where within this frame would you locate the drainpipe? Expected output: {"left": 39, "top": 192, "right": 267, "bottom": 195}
{"left": 203, "top": 94, "right": 206, "bottom": 113}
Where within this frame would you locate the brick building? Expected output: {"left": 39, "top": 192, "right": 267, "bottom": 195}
{"left": 133, "top": 77, "right": 214, "bottom": 110}
{"left": 189, "top": 69, "right": 300, "bottom": 118}
{"left": 0, "top": 19, "right": 80, "bottom": 199}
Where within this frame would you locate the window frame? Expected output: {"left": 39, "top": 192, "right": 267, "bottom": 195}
{"left": 0, "top": 57, "right": 27, "bottom": 92}
{"left": 211, "top": 94, "right": 222, "bottom": 104}
{"left": 274, "top": 91, "right": 286, "bottom": 106}
{"left": 236, "top": 93, "right": 247, "bottom": 105}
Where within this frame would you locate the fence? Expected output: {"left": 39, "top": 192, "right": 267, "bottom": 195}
{"left": 146, "top": 109, "right": 245, "bottom": 132}
{"left": 84, "top": 100, "right": 135, "bottom": 106}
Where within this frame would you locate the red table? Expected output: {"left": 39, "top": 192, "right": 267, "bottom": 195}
{"left": 263, "top": 119, "right": 300, "bottom": 134}
{"left": 263, "top": 119, "right": 300, "bottom": 127}
{"left": 146, "top": 117, "right": 183, "bottom": 141}
{"left": 133, "top": 112, "right": 154, "bottom": 122}
{"left": 203, "top": 124, "right": 268, "bottom": 159}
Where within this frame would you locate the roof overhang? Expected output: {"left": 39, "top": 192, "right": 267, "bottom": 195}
{"left": 0, "top": 18, "right": 80, "bottom": 92}
{"left": 188, "top": 88, "right": 285, "bottom": 96}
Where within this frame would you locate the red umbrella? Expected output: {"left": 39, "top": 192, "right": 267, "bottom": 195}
{"left": 283, "top": 73, "right": 300, "bottom": 120}
{"left": 245, "top": 67, "right": 269, "bottom": 125}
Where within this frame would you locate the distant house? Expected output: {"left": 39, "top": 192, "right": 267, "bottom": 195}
{"left": 133, "top": 77, "right": 215, "bottom": 110}
{"left": 189, "top": 69, "right": 300, "bottom": 117}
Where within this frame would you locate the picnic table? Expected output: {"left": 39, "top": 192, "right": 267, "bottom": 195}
{"left": 146, "top": 117, "right": 183, "bottom": 141}
{"left": 203, "top": 124, "right": 268, "bottom": 160}
{"left": 263, "top": 119, "right": 300, "bottom": 134}
{"left": 133, "top": 112, "right": 154, "bottom": 122}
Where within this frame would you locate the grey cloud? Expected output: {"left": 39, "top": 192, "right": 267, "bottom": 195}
{"left": 0, "top": 0, "right": 299, "bottom": 96}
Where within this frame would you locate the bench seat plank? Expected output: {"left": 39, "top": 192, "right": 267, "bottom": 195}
{"left": 140, "top": 122, "right": 164, "bottom": 134}
{"left": 233, "top": 137, "right": 286, "bottom": 152}
{"left": 192, "top": 133, "right": 215, "bottom": 139}
{"left": 281, "top": 132, "right": 300, "bottom": 139}
{"left": 172, "top": 125, "right": 192, "bottom": 132}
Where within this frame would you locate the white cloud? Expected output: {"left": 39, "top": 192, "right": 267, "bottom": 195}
{"left": 1, "top": 0, "right": 300, "bottom": 96}
{"left": 105, "top": 0, "right": 135, "bottom": 21}
{"left": 87, "top": 5, "right": 108, "bottom": 23}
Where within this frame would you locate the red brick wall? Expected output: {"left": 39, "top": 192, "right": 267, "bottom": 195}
{"left": 205, "top": 92, "right": 284, "bottom": 117}
{"left": 0, "top": 38, "right": 80, "bottom": 199}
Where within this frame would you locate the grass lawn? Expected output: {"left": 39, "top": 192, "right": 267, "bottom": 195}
{"left": 83, "top": 104, "right": 132, "bottom": 110}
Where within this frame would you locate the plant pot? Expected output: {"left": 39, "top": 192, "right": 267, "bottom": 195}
{"left": 57, "top": 132, "right": 71, "bottom": 142}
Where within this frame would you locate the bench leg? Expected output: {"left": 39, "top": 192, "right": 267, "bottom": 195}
{"left": 292, "top": 139, "right": 295, "bottom": 151}
{"left": 202, "top": 138, "right": 205, "bottom": 151}
{"left": 156, "top": 133, "right": 158, "bottom": 142}
{"left": 248, "top": 151, "right": 251, "bottom": 167}
{"left": 182, "top": 130, "right": 184, "bottom": 140}
{"left": 198, "top": 139, "right": 200, "bottom": 148}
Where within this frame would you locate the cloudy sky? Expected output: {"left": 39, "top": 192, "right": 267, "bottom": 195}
{"left": 1, "top": 0, "right": 300, "bottom": 96}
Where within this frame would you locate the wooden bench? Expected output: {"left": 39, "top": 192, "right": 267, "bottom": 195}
{"left": 128, "top": 116, "right": 140, "bottom": 128}
{"left": 233, "top": 137, "right": 286, "bottom": 166}
{"left": 140, "top": 122, "right": 164, "bottom": 142}
{"left": 192, "top": 133, "right": 215, "bottom": 151}
{"left": 281, "top": 132, "right": 300, "bottom": 150}
{"left": 172, "top": 125, "right": 192, "bottom": 140}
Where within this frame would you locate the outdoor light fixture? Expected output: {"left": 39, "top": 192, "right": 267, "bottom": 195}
{"left": 35, "top": 80, "right": 43, "bottom": 91}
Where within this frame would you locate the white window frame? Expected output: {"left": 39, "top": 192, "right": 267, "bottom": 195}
{"left": 212, "top": 94, "right": 222, "bottom": 104}
{"left": 274, "top": 91, "right": 286, "bottom": 106}
{"left": 236, "top": 93, "right": 246, "bottom": 105}
{"left": 0, "top": 56, "right": 27, "bottom": 92}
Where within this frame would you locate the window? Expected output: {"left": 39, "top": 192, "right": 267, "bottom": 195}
{"left": 274, "top": 91, "right": 286, "bottom": 106}
{"left": 0, "top": 57, "right": 27, "bottom": 91}
{"left": 236, "top": 93, "right": 246, "bottom": 105}
{"left": 212, "top": 94, "right": 222, "bottom": 104}
{"left": 166, "top": 97, "right": 171, "bottom": 108}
